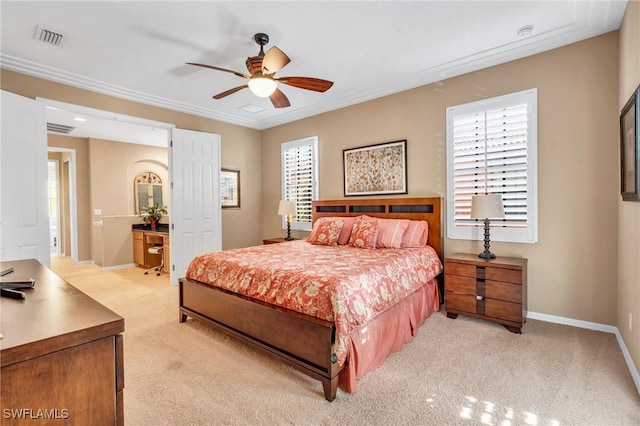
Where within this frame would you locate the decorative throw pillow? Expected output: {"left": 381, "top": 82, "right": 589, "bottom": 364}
{"left": 401, "top": 220, "right": 429, "bottom": 248}
{"left": 306, "top": 218, "right": 344, "bottom": 246}
{"left": 348, "top": 216, "right": 380, "bottom": 249}
{"left": 377, "top": 219, "right": 410, "bottom": 248}
{"left": 334, "top": 216, "right": 356, "bottom": 245}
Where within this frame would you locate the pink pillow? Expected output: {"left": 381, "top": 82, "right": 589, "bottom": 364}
{"left": 315, "top": 216, "right": 356, "bottom": 245}
{"left": 401, "top": 220, "right": 429, "bottom": 248}
{"left": 336, "top": 216, "right": 356, "bottom": 245}
{"left": 377, "top": 218, "right": 410, "bottom": 248}
{"left": 307, "top": 218, "right": 344, "bottom": 246}
{"left": 348, "top": 216, "right": 380, "bottom": 249}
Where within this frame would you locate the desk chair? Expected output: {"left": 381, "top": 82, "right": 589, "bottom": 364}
{"left": 144, "top": 234, "right": 164, "bottom": 276}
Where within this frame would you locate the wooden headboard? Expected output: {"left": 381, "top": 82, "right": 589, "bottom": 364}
{"left": 312, "top": 197, "right": 443, "bottom": 260}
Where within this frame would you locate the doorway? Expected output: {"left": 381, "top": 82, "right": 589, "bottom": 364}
{"left": 47, "top": 159, "right": 60, "bottom": 256}
{"left": 48, "top": 146, "right": 79, "bottom": 264}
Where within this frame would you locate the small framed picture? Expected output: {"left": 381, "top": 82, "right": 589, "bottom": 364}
{"left": 220, "top": 168, "right": 240, "bottom": 209}
{"left": 620, "top": 85, "right": 640, "bottom": 202}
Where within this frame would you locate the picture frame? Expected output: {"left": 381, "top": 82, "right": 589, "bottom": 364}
{"left": 343, "top": 139, "right": 407, "bottom": 196}
{"left": 620, "top": 85, "right": 640, "bottom": 202}
{"left": 220, "top": 168, "right": 240, "bottom": 209}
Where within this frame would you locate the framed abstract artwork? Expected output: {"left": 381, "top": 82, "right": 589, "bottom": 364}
{"left": 620, "top": 85, "right": 640, "bottom": 202}
{"left": 220, "top": 168, "right": 240, "bottom": 209}
{"left": 343, "top": 140, "right": 407, "bottom": 196}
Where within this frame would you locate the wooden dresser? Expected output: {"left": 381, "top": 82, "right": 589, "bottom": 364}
{"left": 445, "top": 253, "right": 527, "bottom": 333}
{"left": 0, "top": 259, "right": 125, "bottom": 425}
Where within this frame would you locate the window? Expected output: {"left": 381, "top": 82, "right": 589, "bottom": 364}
{"left": 446, "top": 88, "right": 538, "bottom": 243}
{"left": 134, "top": 171, "right": 163, "bottom": 214}
{"left": 281, "top": 136, "right": 319, "bottom": 232}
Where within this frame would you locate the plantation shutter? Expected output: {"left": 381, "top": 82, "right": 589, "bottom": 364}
{"left": 281, "top": 137, "right": 318, "bottom": 231}
{"left": 446, "top": 89, "right": 537, "bottom": 243}
{"left": 452, "top": 104, "right": 528, "bottom": 228}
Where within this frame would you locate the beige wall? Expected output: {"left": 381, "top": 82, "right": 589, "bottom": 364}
{"left": 1, "top": 70, "right": 264, "bottom": 257}
{"left": 262, "top": 33, "right": 620, "bottom": 328}
{"left": 618, "top": 0, "right": 640, "bottom": 383}
{"left": 88, "top": 138, "right": 168, "bottom": 216}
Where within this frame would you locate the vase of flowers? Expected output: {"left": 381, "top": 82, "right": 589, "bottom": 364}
{"left": 140, "top": 203, "right": 168, "bottom": 230}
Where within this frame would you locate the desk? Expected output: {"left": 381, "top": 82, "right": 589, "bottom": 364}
{"left": 132, "top": 229, "right": 170, "bottom": 273}
{"left": 0, "top": 259, "right": 125, "bottom": 425}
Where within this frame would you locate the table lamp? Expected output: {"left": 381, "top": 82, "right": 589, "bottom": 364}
{"left": 278, "top": 200, "right": 296, "bottom": 241}
{"left": 470, "top": 194, "right": 505, "bottom": 259}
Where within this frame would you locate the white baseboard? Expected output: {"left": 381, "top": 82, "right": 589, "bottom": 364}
{"left": 102, "top": 263, "right": 136, "bottom": 271}
{"left": 529, "top": 311, "right": 640, "bottom": 396}
{"left": 73, "top": 260, "right": 94, "bottom": 265}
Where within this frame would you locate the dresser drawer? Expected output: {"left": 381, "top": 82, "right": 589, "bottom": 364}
{"left": 445, "top": 262, "right": 476, "bottom": 278}
{"left": 445, "top": 274, "right": 476, "bottom": 295}
{"left": 485, "top": 280, "right": 522, "bottom": 304}
{"left": 485, "top": 267, "right": 522, "bottom": 284}
{"left": 445, "top": 292, "right": 477, "bottom": 314}
{"left": 485, "top": 299, "right": 522, "bottom": 323}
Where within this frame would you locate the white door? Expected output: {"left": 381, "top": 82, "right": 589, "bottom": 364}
{"left": 0, "top": 90, "right": 50, "bottom": 266}
{"left": 170, "top": 128, "right": 221, "bottom": 285}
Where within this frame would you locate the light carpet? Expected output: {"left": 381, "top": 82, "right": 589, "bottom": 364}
{"left": 50, "top": 257, "right": 640, "bottom": 426}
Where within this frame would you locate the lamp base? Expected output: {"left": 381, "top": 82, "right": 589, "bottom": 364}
{"left": 479, "top": 218, "right": 496, "bottom": 259}
{"left": 284, "top": 220, "right": 293, "bottom": 241}
{"left": 478, "top": 251, "right": 496, "bottom": 259}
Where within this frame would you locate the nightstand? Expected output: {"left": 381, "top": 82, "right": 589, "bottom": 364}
{"left": 445, "top": 253, "right": 527, "bottom": 333}
{"left": 263, "top": 237, "right": 294, "bottom": 245}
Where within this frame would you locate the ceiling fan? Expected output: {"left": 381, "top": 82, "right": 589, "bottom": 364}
{"left": 187, "top": 33, "right": 334, "bottom": 108}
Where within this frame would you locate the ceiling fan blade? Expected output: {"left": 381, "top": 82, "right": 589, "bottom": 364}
{"left": 212, "top": 84, "right": 248, "bottom": 99}
{"left": 277, "top": 77, "right": 334, "bottom": 93}
{"left": 186, "top": 63, "right": 249, "bottom": 79}
{"left": 261, "top": 46, "right": 290, "bottom": 75}
{"left": 245, "top": 56, "right": 263, "bottom": 75}
{"left": 269, "top": 88, "right": 291, "bottom": 108}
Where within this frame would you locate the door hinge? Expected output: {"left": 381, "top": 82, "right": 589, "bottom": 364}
{"left": 170, "top": 140, "right": 173, "bottom": 147}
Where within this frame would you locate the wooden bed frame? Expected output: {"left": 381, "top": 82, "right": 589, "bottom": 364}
{"left": 179, "top": 197, "right": 443, "bottom": 401}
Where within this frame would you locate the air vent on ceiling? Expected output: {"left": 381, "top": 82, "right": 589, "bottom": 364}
{"left": 47, "top": 123, "right": 75, "bottom": 134}
{"left": 34, "top": 26, "right": 64, "bottom": 47}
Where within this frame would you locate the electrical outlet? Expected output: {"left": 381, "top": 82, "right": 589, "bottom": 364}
{"left": 629, "top": 313, "right": 633, "bottom": 331}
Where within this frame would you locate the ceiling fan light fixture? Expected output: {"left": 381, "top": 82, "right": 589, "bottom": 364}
{"left": 248, "top": 76, "right": 277, "bottom": 97}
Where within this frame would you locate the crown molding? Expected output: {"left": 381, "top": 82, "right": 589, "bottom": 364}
{"left": 0, "top": 54, "right": 263, "bottom": 130}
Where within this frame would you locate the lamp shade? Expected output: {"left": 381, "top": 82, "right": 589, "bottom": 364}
{"left": 471, "top": 194, "right": 505, "bottom": 219}
{"left": 248, "top": 76, "right": 277, "bottom": 97}
{"left": 277, "top": 200, "right": 296, "bottom": 216}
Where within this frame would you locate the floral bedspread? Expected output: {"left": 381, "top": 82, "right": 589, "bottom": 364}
{"left": 185, "top": 240, "right": 443, "bottom": 365}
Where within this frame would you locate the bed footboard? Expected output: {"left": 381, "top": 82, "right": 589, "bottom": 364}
{"left": 179, "top": 277, "right": 342, "bottom": 401}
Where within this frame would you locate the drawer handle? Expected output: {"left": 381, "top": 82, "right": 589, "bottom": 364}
{"left": 476, "top": 295, "right": 485, "bottom": 301}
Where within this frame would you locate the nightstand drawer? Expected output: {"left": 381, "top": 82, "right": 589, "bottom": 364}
{"left": 445, "top": 275, "right": 476, "bottom": 295}
{"left": 485, "top": 267, "right": 522, "bottom": 284}
{"left": 485, "top": 280, "right": 522, "bottom": 304}
{"left": 445, "top": 292, "right": 477, "bottom": 314}
{"left": 485, "top": 299, "right": 522, "bottom": 323}
{"left": 445, "top": 262, "right": 476, "bottom": 278}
